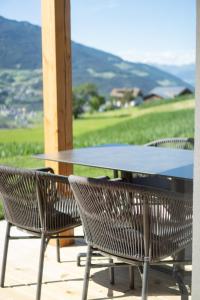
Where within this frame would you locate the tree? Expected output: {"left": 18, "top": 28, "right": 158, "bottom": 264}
{"left": 89, "top": 95, "right": 105, "bottom": 113}
{"left": 75, "top": 83, "right": 98, "bottom": 101}
{"left": 72, "top": 90, "right": 84, "bottom": 119}
{"left": 121, "top": 91, "right": 134, "bottom": 106}
{"left": 72, "top": 83, "right": 105, "bottom": 117}
{"left": 104, "top": 96, "right": 117, "bottom": 111}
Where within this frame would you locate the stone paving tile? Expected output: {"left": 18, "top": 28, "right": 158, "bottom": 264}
{"left": 0, "top": 221, "right": 191, "bottom": 300}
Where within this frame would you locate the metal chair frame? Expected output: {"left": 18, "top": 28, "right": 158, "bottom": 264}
{"left": 0, "top": 166, "right": 82, "bottom": 300}
{"left": 69, "top": 175, "right": 193, "bottom": 300}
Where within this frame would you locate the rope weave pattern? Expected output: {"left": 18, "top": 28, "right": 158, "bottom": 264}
{"left": 0, "top": 166, "right": 81, "bottom": 235}
{"left": 146, "top": 137, "right": 194, "bottom": 149}
{"left": 132, "top": 137, "right": 194, "bottom": 191}
{"left": 69, "top": 176, "right": 192, "bottom": 262}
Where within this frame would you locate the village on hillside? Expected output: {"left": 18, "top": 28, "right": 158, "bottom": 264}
{"left": 110, "top": 85, "right": 194, "bottom": 108}
{"left": 0, "top": 83, "right": 194, "bottom": 128}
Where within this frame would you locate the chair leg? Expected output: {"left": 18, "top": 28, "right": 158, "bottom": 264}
{"left": 56, "top": 237, "right": 61, "bottom": 263}
{"left": 108, "top": 259, "right": 115, "bottom": 284}
{"left": 0, "top": 222, "right": 11, "bottom": 287}
{"left": 82, "top": 245, "right": 92, "bottom": 300}
{"left": 141, "top": 261, "right": 149, "bottom": 300}
{"left": 36, "top": 234, "right": 46, "bottom": 300}
{"left": 129, "top": 266, "right": 135, "bottom": 289}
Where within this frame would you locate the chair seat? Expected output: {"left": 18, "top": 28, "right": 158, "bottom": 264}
{"left": 9, "top": 198, "right": 81, "bottom": 235}
{"left": 87, "top": 220, "right": 191, "bottom": 263}
{"left": 0, "top": 166, "right": 82, "bottom": 300}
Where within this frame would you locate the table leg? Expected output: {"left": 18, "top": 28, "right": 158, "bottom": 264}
{"left": 50, "top": 229, "right": 74, "bottom": 247}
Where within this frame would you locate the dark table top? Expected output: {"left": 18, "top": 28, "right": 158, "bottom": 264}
{"left": 35, "top": 145, "right": 193, "bottom": 180}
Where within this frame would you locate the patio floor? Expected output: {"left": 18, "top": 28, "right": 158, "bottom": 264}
{"left": 0, "top": 221, "right": 191, "bottom": 300}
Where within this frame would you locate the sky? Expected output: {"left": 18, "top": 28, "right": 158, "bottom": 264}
{"left": 0, "top": 0, "right": 196, "bottom": 65}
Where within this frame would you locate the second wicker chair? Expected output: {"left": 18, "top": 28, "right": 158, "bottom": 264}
{"left": 69, "top": 175, "right": 193, "bottom": 300}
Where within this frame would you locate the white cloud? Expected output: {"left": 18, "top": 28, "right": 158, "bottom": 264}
{"left": 92, "top": 0, "right": 120, "bottom": 12}
{"left": 118, "top": 50, "right": 195, "bottom": 66}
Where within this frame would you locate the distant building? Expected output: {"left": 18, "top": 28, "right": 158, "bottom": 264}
{"left": 144, "top": 86, "right": 193, "bottom": 101}
{"left": 129, "top": 97, "right": 144, "bottom": 107}
{"left": 110, "top": 88, "right": 143, "bottom": 99}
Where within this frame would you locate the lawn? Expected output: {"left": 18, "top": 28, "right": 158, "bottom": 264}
{"left": 0, "top": 96, "right": 195, "bottom": 219}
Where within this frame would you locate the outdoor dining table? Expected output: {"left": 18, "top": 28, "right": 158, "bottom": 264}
{"left": 35, "top": 145, "right": 193, "bottom": 277}
{"left": 36, "top": 145, "right": 193, "bottom": 181}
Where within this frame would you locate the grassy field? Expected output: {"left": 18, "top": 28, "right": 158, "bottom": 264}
{"left": 0, "top": 95, "right": 195, "bottom": 219}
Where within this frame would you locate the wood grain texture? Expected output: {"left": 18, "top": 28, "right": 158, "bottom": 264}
{"left": 41, "top": 0, "right": 73, "bottom": 176}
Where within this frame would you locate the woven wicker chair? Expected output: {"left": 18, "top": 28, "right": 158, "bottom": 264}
{"left": 0, "top": 166, "right": 81, "bottom": 300}
{"left": 69, "top": 175, "right": 192, "bottom": 300}
{"left": 145, "top": 137, "right": 194, "bottom": 149}
{"left": 131, "top": 137, "right": 194, "bottom": 193}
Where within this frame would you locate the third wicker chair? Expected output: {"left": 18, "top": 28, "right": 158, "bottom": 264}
{"left": 131, "top": 137, "right": 194, "bottom": 193}
{"left": 145, "top": 137, "right": 194, "bottom": 149}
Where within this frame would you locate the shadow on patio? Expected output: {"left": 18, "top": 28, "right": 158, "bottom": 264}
{"left": 0, "top": 221, "right": 191, "bottom": 300}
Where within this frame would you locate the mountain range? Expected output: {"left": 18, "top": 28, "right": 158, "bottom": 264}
{"left": 154, "top": 64, "right": 195, "bottom": 86}
{"left": 0, "top": 15, "right": 193, "bottom": 96}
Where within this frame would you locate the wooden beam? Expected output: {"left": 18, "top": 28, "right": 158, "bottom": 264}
{"left": 41, "top": 0, "right": 74, "bottom": 246}
{"left": 41, "top": 0, "right": 73, "bottom": 176}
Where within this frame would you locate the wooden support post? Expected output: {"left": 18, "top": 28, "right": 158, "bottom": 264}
{"left": 41, "top": 0, "right": 74, "bottom": 246}
{"left": 41, "top": 0, "right": 73, "bottom": 175}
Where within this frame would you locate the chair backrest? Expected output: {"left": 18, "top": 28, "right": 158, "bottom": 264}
{"left": 146, "top": 137, "right": 194, "bottom": 150}
{"left": 69, "top": 175, "right": 193, "bottom": 262}
{"left": 0, "top": 166, "right": 80, "bottom": 234}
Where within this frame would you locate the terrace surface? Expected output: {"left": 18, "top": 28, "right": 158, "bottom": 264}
{"left": 0, "top": 221, "right": 191, "bottom": 300}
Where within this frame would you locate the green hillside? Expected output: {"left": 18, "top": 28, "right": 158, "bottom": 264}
{"left": 72, "top": 42, "right": 191, "bottom": 94}
{"left": 0, "top": 95, "right": 194, "bottom": 162}
{"left": 0, "top": 16, "right": 192, "bottom": 96}
{"left": 0, "top": 95, "right": 195, "bottom": 219}
{"left": 0, "top": 69, "right": 42, "bottom": 110}
{"left": 0, "top": 16, "right": 41, "bottom": 69}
